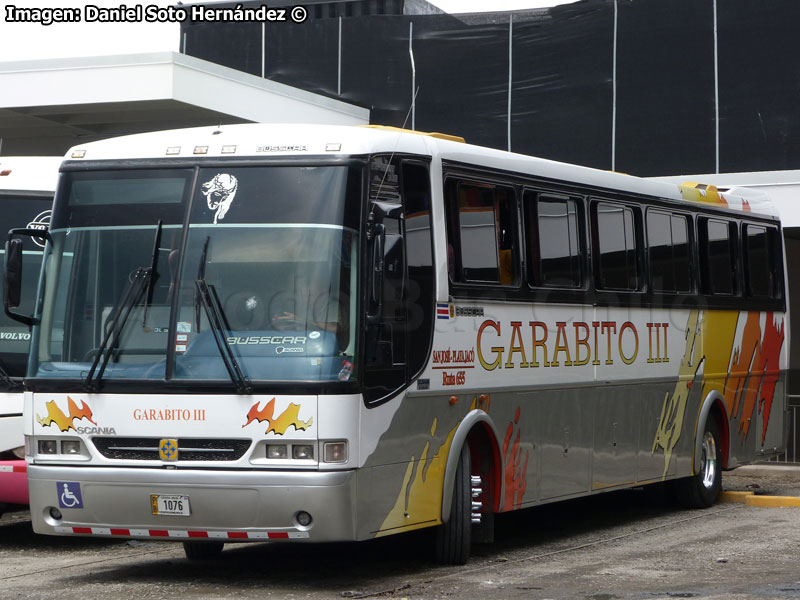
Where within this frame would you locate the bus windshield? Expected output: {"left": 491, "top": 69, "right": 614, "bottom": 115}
{"left": 32, "top": 164, "right": 361, "bottom": 385}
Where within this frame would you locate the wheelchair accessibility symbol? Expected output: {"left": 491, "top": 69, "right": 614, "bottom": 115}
{"left": 57, "top": 481, "right": 84, "bottom": 509}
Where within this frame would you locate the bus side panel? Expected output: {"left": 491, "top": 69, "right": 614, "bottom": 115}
{"left": 534, "top": 387, "right": 592, "bottom": 500}
{"left": 357, "top": 391, "right": 525, "bottom": 538}
{"left": 358, "top": 391, "right": 464, "bottom": 538}
{"left": 358, "top": 306, "right": 787, "bottom": 539}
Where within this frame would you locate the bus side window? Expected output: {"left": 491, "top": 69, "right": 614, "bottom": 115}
{"left": 646, "top": 209, "right": 692, "bottom": 294}
{"left": 744, "top": 223, "right": 778, "bottom": 298}
{"left": 593, "top": 201, "right": 640, "bottom": 291}
{"left": 699, "top": 218, "right": 737, "bottom": 296}
{"left": 525, "top": 191, "right": 583, "bottom": 289}
{"left": 445, "top": 178, "right": 518, "bottom": 287}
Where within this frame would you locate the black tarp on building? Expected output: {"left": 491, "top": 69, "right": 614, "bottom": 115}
{"left": 181, "top": 0, "right": 800, "bottom": 176}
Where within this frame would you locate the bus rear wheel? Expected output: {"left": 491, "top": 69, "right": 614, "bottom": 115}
{"left": 675, "top": 417, "right": 722, "bottom": 508}
{"left": 434, "top": 443, "right": 471, "bottom": 565}
{"left": 183, "top": 540, "right": 224, "bottom": 561}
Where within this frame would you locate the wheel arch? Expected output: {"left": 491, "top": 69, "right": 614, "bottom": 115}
{"left": 694, "top": 390, "right": 730, "bottom": 472}
{"left": 440, "top": 410, "right": 502, "bottom": 523}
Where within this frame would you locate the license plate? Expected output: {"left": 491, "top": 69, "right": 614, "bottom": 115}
{"left": 151, "top": 494, "right": 191, "bottom": 516}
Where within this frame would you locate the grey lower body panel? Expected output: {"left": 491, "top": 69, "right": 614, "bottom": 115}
{"left": 28, "top": 465, "right": 358, "bottom": 542}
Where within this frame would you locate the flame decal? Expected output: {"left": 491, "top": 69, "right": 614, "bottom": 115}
{"left": 377, "top": 418, "right": 456, "bottom": 536}
{"left": 756, "top": 314, "right": 784, "bottom": 445}
{"left": 653, "top": 310, "right": 704, "bottom": 478}
{"left": 679, "top": 183, "right": 729, "bottom": 207}
{"left": 723, "top": 312, "right": 784, "bottom": 444}
{"left": 655, "top": 310, "right": 785, "bottom": 476}
{"left": 243, "top": 398, "right": 313, "bottom": 435}
{"left": 36, "top": 397, "right": 96, "bottom": 432}
{"left": 502, "top": 406, "right": 529, "bottom": 511}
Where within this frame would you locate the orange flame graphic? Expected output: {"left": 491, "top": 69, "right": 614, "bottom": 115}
{"left": 723, "top": 312, "right": 785, "bottom": 443}
{"left": 36, "top": 397, "right": 97, "bottom": 432}
{"left": 243, "top": 398, "right": 313, "bottom": 435}
{"left": 502, "top": 406, "right": 529, "bottom": 511}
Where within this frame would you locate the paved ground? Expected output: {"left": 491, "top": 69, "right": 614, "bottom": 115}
{"left": 2, "top": 466, "right": 800, "bottom": 599}
{"left": 722, "top": 464, "right": 800, "bottom": 497}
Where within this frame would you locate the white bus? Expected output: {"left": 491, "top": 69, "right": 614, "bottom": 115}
{"left": 6, "top": 125, "right": 787, "bottom": 563}
{"left": 0, "top": 156, "right": 59, "bottom": 516}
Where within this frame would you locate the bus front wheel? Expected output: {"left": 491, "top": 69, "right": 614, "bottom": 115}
{"left": 434, "top": 443, "right": 471, "bottom": 565}
{"left": 183, "top": 540, "right": 224, "bottom": 561}
{"left": 675, "top": 417, "right": 722, "bottom": 508}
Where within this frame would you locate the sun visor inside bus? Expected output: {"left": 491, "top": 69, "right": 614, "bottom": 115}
{"left": 181, "top": 0, "right": 800, "bottom": 176}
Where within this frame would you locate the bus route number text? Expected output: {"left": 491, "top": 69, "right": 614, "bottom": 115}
{"left": 442, "top": 370, "right": 466, "bottom": 386}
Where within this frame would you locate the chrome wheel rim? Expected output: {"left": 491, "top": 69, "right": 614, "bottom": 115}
{"left": 700, "top": 430, "right": 718, "bottom": 490}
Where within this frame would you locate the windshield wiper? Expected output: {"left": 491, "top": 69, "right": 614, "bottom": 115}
{"left": 84, "top": 267, "right": 151, "bottom": 391}
{"left": 195, "top": 278, "right": 252, "bottom": 394}
{"left": 142, "top": 220, "right": 163, "bottom": 328}
{"left": 195, "top": 236, "right": 210, "bottom": 333}
{"left": 84, "top": 222, "right": 162, "bottom": 391}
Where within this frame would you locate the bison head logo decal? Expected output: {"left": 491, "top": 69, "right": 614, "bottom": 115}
{"left": 202, "top": 173, "right": 238, "bottom": 224}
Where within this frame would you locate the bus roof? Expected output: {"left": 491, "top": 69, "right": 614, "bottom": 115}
{"left": 0, "top": 156, "right": 61, "bottom": 194}
{"left": 63, "top": 124, "right": 778, "bottom": 219}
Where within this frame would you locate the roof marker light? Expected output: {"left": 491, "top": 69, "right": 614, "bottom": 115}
{"left": 193, "top": 146, "right": 209, "bottom": 155}
{"left": 71, "top": 150, "right": 86, "bottom": 159}
{"left": 166, "top": 147, "right": 181, "bottom": 156}
{"left": 221, "top": 145, "right": 237, "bottom": 154}
{"left": 325, "top": 143, "right": 342, "bottom": 152}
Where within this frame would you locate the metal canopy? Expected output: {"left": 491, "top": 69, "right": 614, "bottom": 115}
{"left": 0, "top": 52, "right": 369, "bottom": 156}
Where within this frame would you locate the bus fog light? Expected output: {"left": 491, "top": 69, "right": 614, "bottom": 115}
{"left": 49, "top": 507, "right": 62, "bottom": 520}
{"left": 323, "top": 441, "right": 347, "bottom": 463}
{"left": 38, "top": 440, "right": 57, "bottom": 455}
{"left": 61, "top": 440, "right": 81, "bottom": 455}
{"left": 296, "top": 511, "right": 313, "bottom": 527}
{"left": 267, "top": 444, "right": 287, "bottom": 459}
{"left": 292, "top": 445, "right": 314, "bottom": 460}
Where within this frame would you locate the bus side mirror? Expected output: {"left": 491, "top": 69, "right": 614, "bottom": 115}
{"left": 4, "top": 228, "right": 50, "bottom": 327}
{"left": 4, "top": 238, "right": 23, "bottom": 309}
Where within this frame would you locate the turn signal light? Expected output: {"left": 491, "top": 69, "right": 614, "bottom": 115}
{"left": 323, "top": 441, "right": 347, "bottom": 463}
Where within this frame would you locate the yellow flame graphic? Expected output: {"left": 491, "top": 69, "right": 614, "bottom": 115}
{"left": 243, "top": 398, "right": 313, "bottom": 435}
{"left": 36, "top": 397, "right": 96, "bottom": 432}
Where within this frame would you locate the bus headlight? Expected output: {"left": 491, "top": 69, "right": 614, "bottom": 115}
{"left": 61, "top": 440, "right": 82, "bottom": 455}
{"left": 292, "top": 444, "right": 314, "bottom": 460}
{"left": 38, "top": 440, "right": 58, "bottom": 455}
{"left": 323, "top": 441, "right": 347, "bottom": 463}
{"left": 266, "top": 444, "right": 287, "bottom": 459}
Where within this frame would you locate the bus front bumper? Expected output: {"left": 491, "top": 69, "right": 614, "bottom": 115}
{"left": 28, "top": 465, "right": 357, "bottom": 542}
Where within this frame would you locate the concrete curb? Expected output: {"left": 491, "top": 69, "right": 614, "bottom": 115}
{"left": 719, "top": 490, "right": 800, "bottom": 507}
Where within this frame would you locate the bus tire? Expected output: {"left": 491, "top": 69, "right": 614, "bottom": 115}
{"left": 183, "top": 540, "right": 224, "bottom": 561}
{"left": 434, "top": 443, "right": 471, "bottom": 565}
{"left": 675, "top": 417, "right": 722, "bottom": 508}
